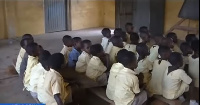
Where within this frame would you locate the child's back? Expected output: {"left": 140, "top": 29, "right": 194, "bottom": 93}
{"left": 124, "top": 32, "right": 139, "bottom": 53}
{"left": 101, "top": 28, "right": 111, "bottom": 51}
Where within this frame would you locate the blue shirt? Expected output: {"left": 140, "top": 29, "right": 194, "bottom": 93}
{"left": 68, "top": 48, "right": 81, "bottom": 68}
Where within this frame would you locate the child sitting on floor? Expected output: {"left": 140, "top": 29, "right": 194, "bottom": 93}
{"left": 185, "top": 34, "right": 198, "bottom": 45}
{"left": 60, "top": 35, "right": 74, "bottom": 64}
{"left": 162, "top": 52, "right": 192, "bottom": 100}
{"left": 139, "top": 26, "right": 150, "bottom": 43}
{"left": 125, "top": 32, "right": 139, "bottom": 53}
{"left": 189, "top": 40, "right": 199, "bottom": 105}
{"left": 125, "top": 23, "right": 134, "bottom": 43}
{"left": 76, "top": 40, "right": 92, "bottom": 73}
{"left": 114, "top": 28, "right": 123, "bottom": 37}
{"left": 166, "top": 32, "right": 181, "bottom": 53}
{"left": 135, "top": 43, "right": 152, "bottom": 85}
{"left": 121, "top": 31, "right": 128, "bottom": 46}
{"left": 147, "top": 46, "right": 172, "bottom": 96}
{"left": 86, "top": 44, "right": 108, "bottom": 85}
{"left": 114, "top": 51, "right": 147, "bottom": 105}
{"left": 68, "top": 37, "right": 82, "bottom": 68}
{"left": 101, "top": 28, "right": 111, "bottom": 51}
{"left": 106, "top": 49, "right": 127, "bottom": 100}
{"left": 140, "top": 32, "right": 151, "bottom": 49}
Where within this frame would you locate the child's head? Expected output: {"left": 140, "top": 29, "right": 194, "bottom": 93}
{"left": 139, "top": 26, "right": 149, "bottom": 33}
{"left": 140, "top": 32, "right": 150, "bottom": 43}
{"left": 111, "top": 36, "right": 124, "bottom": 48}
{"left": 136, "top": 43, "right": 150, "bottom": 57}
{"left": 26, "top": 42, "right": 40, "bottom": 57}
{"left": 153, "top": 35, "right": 163, "bottom": 45}
{"left": 130, "top": 32, "right": 139, "bottom": 44}
{"left": 121, "top": 31, "right": 128, "bottom": 42}
{"left": 166, "top": 32, "right": 178, "bottom": 43}
{"left": 160, "top": 37, "right": 174, "bottom": 48}
{"left": 48, "top": 53, "right": 65, "bottom": 72}
{"left": 20, "top": 38, "right": 34, "bottom": 49}
{"left": 114, "top": 28, "right": 123, "bottom": 37}
{"left": 185, "top": 34, "right": 198, "bottom": 45}
{"left": 22, "top": 34, "right": 34, "bottom": 41}
{"left": 102, "top": 28, "right": 111, "bottom": 38}
{"left": 120, "top": 51, "right": 137, "bottom": 70}
{"left": 180, "top": 42, "right": 193, "bottom": 56}
{"left": 191, "top": 40, "right": 199, "bottom": 55}
{"left": 168, "top": 52, "right": 183, "bottom": 68}
{"left": 125, "top": 23, "right": 134, "bottom": 33}
{"left": 81, "top": 40, "right": 92, "bottom": 54}
{"left": 73, "top": 37, "right": 82, "bottom": 50}
{"left": 117, "top": 49, "right": 128, "bottom": 63}
{"left": 62, "top": 35, "right": 73, "bottom": 47}
{"left": 158, "top": 46, "right": 172, "bottom": 60}
{"left": 90, "top": 44, "right": 104, "bottom": 57}
{"left": 39, "top": 50, "right": 51, "bottom": 71}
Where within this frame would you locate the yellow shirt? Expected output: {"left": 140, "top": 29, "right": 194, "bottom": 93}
{"left": 124, "top": 44, "right": 137, "bottom": 53}
{"left": 148, "top": 45, "right": 159, "bottom": 63}
{"left": 101, "top": 37, "right": 109, "bottom": 51}
{"left": 86, "top": 56, "right": 107, "bottom": 80}
{"left": 60, "top": 45, "right": 72, "bottom": 64}
{"left": 43, "top": 69, "right": 71, "bottom": 105}
{"left": 109, "top": 46, "right": 123, "bottom": 64}
{"left": 75, "top": 51, "right": 92, "bottom": 73}
{"left": 147, "top": 60, "right": 171, "bottom": 96}
{"left": 188, "top": 55, "right": 199, "bottom": 87}
{"left": 162, "top": 68, "right": 192, "bottom": 99}
{"left": 135, "top": 57, "right": 153, "bottom": 84}
{"left": 114, "top": 67, "right": 140, "bottom": 105}
{"left": 15, "top": 48, "right": 26, "bottom": 74}
{"left": 106, "top": 63, "right": 124, "bottom": 100}
{"left": 126, "top": 33, "right": 131, "bottom": 44}
{"left": 24, "top": 56, "right": 39, "bottom": 91}
{"left": 173, "top": 44, "right": 181, "bottom": 53}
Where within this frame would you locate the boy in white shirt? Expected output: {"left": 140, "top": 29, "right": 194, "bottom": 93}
{"left": 166, "top": 32, "right": 181, "bottom": 53}
{"left": 60, "top": 35, "right": 74, "bottom": 64}
{"left": 76, "top": 40, "right": 92, "bottom": 73}
{"left": 101, "top": 28, "right": 111, "bottom": 51}
{"left": 114, "top": 51, "right": 147, "bottom": 105}
{"left": 162, "top": 52, "right": 192, "bottom": 100}
{"left": 106, "top": 49, "right": 126, "bottom": 100}
{"left": 125, "top": 32, "right": 139, "bottom": 53}
{"left": 86, "top": 44, "right": 109, "bottom": 85}
{"left": 147, "top": 46, "right": 172, "bottom": 96}
{"left": 135, "top": 43, "right": 152, "bottom": 85}
{"left": 140, "top": 32, "right": 151, "bottom": 49}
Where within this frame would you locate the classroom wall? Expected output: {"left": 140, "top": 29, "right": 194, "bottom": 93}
{"left": 103, "top": 1, "right": 115, "bottom": 28}
{"left": 164, "top": 0, "right": 199, "bottom": 40}
{"left": 0, "top": 1, "right": 7, "bottom": 39}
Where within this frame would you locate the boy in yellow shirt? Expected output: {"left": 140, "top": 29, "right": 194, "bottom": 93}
{"left": 162, "top": 52, "right": 192, "bottom": 100}
{"left": 76, "top": 40, "right": 92, "bottom": 73}
{"left": 125, "top": 23, "right": 134, "bottom": 44}
{"left": 166, "top": 32, "right": 181, "bottom": 53}
{"left": 101, "top": 28, "right": 111, "bottom": 51}
{"left": 125, "top": 32, "right": 139, "bottom": 53}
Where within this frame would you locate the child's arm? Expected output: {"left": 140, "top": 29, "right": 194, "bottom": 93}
{"left": 180, "top": 70, "right": 192, "bottom": 85}
{"left": 54, "top": 94, "right": 64, "bottom": 105}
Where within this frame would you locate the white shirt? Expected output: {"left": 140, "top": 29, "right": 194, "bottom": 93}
{"left": 76, "top": 51, "right": 92, "bottom": 73}
{"left": 148, "top": 45, "right": 159, "bottom": 63}
{"left": 60, "top": 45, "right": 72, "bottom": 64}
{"left": 101, "top": 37, "right": 109, "bottom": 51}
{"left": 124, "top": 44, "right": 137, "bottom": 53}
{"left": 15, "top": 48, "right": 26, "bottom": 74}
{"left": 106, "top": 63, "right": 124, "bottom": 100}
{"left": 188, "top": 55, "right": 199, "bottom": 87}
{"left": 105, "top": 42, "right": 113, "bottom": 54}
{"left": 109, "top": 46, "right": 122, "bottom": 64}
{"left": 114, "top": 67, "right": 140, "bottom": 105}
{"left": 86, "top": 56, "right": 107, "bottom": 80}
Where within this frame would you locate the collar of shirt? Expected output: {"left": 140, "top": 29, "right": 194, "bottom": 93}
{"left": 110, "top": 63, "right": 124, "bottom": 73}
{"left": 28, "top": 55, "right": 38, "bottom": 61}
{"left": 63, "top": 45, "right": 73, "bottom": 51}
{"left": 49, "top": 69, "right": 63, "bottom": 78}
{"left": 82, "top": 51, "right": 92, "bottom": 57}
{"left": 120, "top": 67, "right": 138, "bottom": 75}
{"left": 72, "top": 47, "right": 81, "bottom": 54}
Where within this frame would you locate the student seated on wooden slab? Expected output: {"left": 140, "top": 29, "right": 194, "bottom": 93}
{"left": 101, "top": 28, "right": 112, "bottom": 52}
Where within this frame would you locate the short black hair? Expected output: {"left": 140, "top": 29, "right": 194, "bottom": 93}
{"left": 117, "top": 49, "right": 128, "bottom": 63}
{"left": 120, "top": 51, "right": 136, "bottom": 67}
{"left": 20, "top": 38, "right": 33, "bottom": 48}
{"left": 22, "top": 34, "right": 33, "bottom": 40}
{"left": 114, "top": 28, "right": 123, "bottom": 36}
{"left": 158, "top": 46, "right": 171, "bottom": 56}
{"left": 160, "top": 37, "right": 172, "bottom": 47}
{"left": 191, "top": 40, "right": 199, "bottom": 52}
{"left": 102, "top": 28, "right": 111, "bottom": 37}
{"left": 111, "top": 36, "right": 122, "bottom": 46}
{"left": 166, "top": 32, "right": 177, "bottom": 38}
{"left": 62, "top": 35, "right": 72, "bottom": 44}
{"left": 81, "top": 40, "right": 92, "bottom": 48}
{"left": 136, "top": 43, "right": 149, "bottom": 55}
{"left": 185, "top": 34, "right": 198, "bottom": 44}
{"left": 168, "top": 52, "right": 183, "bottom": 66}
{"left": 48, "top": 53, "right": 65, "bottom": 70}
{"left": 90, "top": 44, "right": 103, "bottom": 56}
{"left": 39, "top": 50, "right": 51, "bottom": 70}
{"left": 125, "top": 23, "right": 133, "bottom": 27}
{"left": 180, "top": 42, "right": 191, "bottom": 53}
{"left": 26, "top": 42, "right": 38, "bottom": 56}
{"left": 73, "top": 37, "right": 82, "bottom": 43}
{"left": 139, "top": 26, "right": 148, "bottom": 33}
{"left": 130, "top": 32, "right": 139, "bottom": 44}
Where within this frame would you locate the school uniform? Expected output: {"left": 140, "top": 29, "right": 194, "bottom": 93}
{"left": 68, "top": 48, "right": 81, "bottom": 68}
{"left": 101, "top": 37, "right": 110, "bottom": 51}
{"left": 106, "top": 63, "right": 124, "bottom": 100}
{"left": 75, "top": 51, "right": 92, "bottom": 73}
{"left": 126, "top": 33, "right": 131, "bottom": 44}
{"left": 24, "top": 56, "right": 39, "bottom": 91}
{"left": 86, "top": 56, "right": 107, "bottom": 85}
{"left": 162, "top": 68, "right": 192, "bottom": 100}
{"left": 105, "top": 42, "right": 113, "bottom": 54}
{"left": 60, "top": 46, "right": 72, "bottom": 64}
{"left": 135, "top": 57, "right": 153, "bottom": 84}
{"left": 20, "top": 52, "right": 28, "bottom": 79}
{"left": 42, "top": 69, "right": 72, "bottom": 105}
{"left": 123, "top": 42, "right": 127, "bottom": 47}
{"left": 180, "top": 55, "right": 190, "bottom": 69}
{"left": 114, "top": 67, "right": 147, "bottom": 105}
{"left": 173, "top": 44, "right": 181, "bottom": 53}
{"left": 109, "top": 46, "right": 123, "bottom": 64}
{"left": 189, "top": 55, "right": 199, "bottom": 88}
{"left": 124, "top": 44, "right": 137, "bottom": 53}
{"left": 148, "top": 45, "right": 159, "bottom": 63}
{"left": 147, "top": 60, "right": 171, "bottom": 96}
{"left": 16, "top": 48, "right": 26, "bottom": 74}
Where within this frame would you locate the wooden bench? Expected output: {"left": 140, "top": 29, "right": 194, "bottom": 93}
{"left": 153, "top": 95, "right": 182, "bottom": 105}
{"left": 88, "top": 87, "right": 115, "bottom": 105}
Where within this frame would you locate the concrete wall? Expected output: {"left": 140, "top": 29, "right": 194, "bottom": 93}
{"left": 164, "top": 0, "right": 199, "bottom": 40}
{"left": 0, "top": 1, "right": 7, "bottom": 39}
{"left": 103, "top": 1, "right": 115, "bottom": 28}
